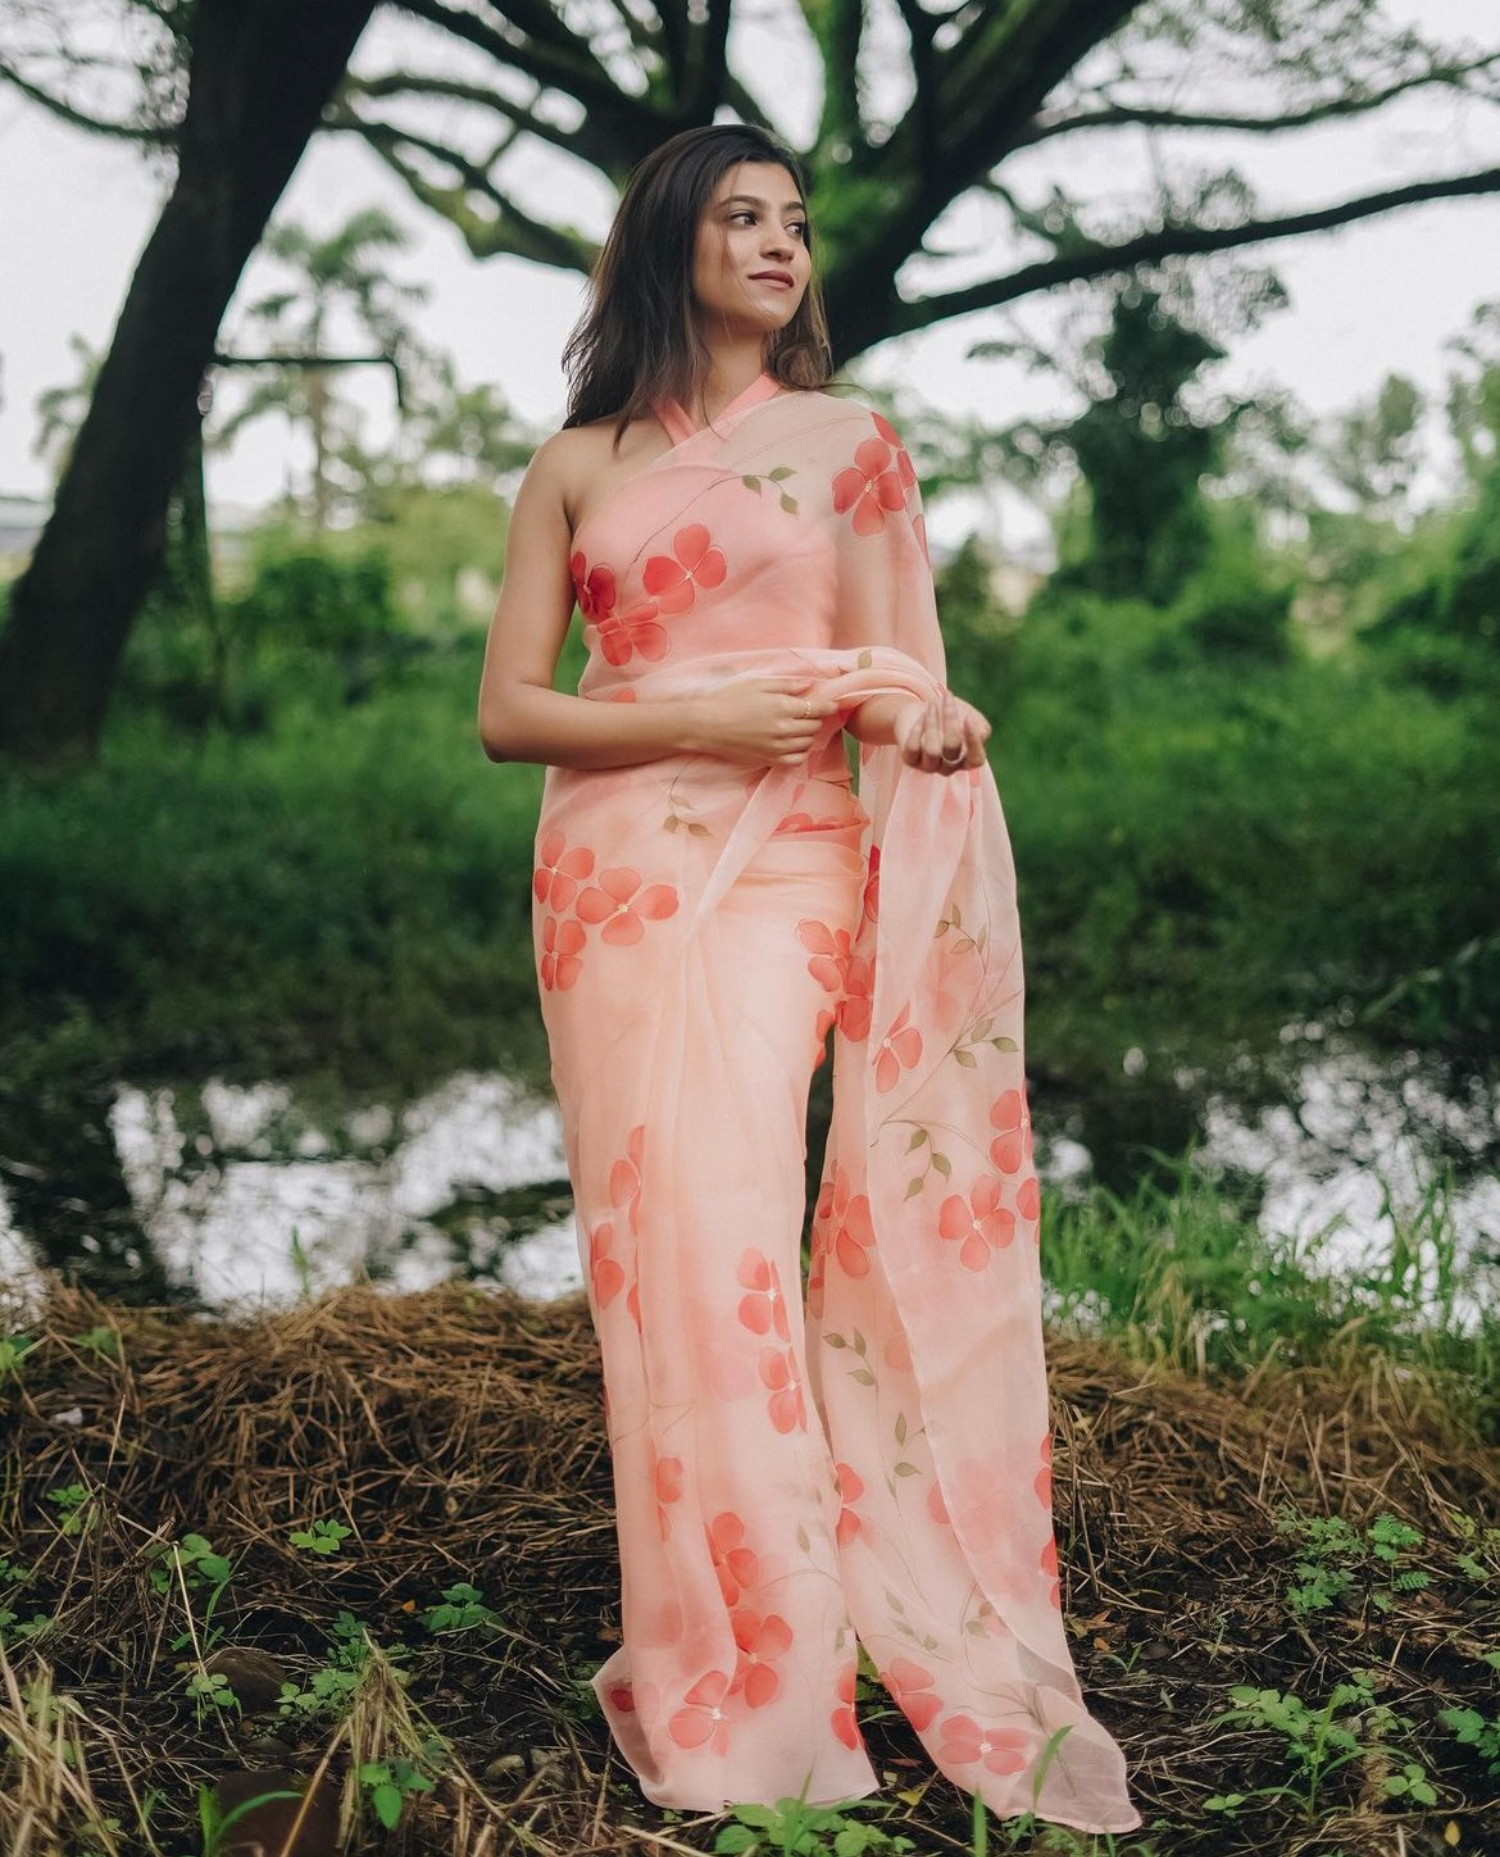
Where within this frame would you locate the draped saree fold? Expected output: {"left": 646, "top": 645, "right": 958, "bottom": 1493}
{"left": 529, "top": 374, "right": 1142, "bottom": 1833}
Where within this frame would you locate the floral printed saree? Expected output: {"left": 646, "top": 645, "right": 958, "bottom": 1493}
{"left": 531, "top": 371, "right": 1141, "bottom": 1833}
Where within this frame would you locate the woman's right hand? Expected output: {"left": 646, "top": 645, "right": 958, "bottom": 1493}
{"left": 685, "top": 676, "right": 843, "bottom": 765}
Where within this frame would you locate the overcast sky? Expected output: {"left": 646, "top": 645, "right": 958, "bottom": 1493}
{"left": 1, "top": 0, "right": 1497, "bottom": 556}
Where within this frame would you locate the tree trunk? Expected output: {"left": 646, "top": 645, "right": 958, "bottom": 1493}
{"left": 0, "top": 0, "right": 377, "bottom": 766}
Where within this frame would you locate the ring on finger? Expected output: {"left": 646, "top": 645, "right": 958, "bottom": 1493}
{"left": 940, "top": 741, "right": 965, "bottom": 766}
{"left": 802, "top": 697, "right": 812, "bottom": 718}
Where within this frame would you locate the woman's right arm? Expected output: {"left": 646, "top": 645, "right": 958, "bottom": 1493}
{"left": 477, "top": 435, "right": 837, "bottom": 770}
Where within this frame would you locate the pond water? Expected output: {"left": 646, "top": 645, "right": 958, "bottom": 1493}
{"left": 2, "top": 1034, "right": 1495, "bottom": 1333}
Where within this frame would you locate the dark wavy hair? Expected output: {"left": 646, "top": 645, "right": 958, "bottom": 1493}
{"left": 562, "top": 124, "right": 832, "bottom": 436}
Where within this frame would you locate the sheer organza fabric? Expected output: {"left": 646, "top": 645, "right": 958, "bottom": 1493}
{"left": 530, "top": 374, "right": 1141, "bottom": 1832}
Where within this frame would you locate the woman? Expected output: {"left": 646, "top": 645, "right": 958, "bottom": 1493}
{"left": 477, "top": 124, "right": 1141, "bottom": 1835}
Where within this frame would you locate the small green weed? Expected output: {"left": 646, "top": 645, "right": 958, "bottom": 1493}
{"left": 421, "top": 1581, "right": 501, "bottom": 1635}
{"left": 714, "top": 1796, "right": 915, "bottom": 1854}
{"left": 1206, "top": 1668, "right": 1431, "bottom": 1818}
{"left": 0, "top": 1554, "right": 48, "bottom": 1641}
{"left": 289, "top": 1518, "right": 354, "bottom": 1556}
{"left": 359, "top": 1755, "right": 437, "bottom": 1830}
{"left": 1273, "top": 1508, "right": 1429, "bottom": 1617}
{"left": 45, "top": 1482, "right": 94, "bottom": 1538}
{"left": 193, "top": 1778, "right": 303, "bottom": 1857}
{"left": 1441, "top": 1651, "right": 1500, "bottom": 1776}
{"left": 147, "top": 1532, "right": 235, "bottom": 1654}
{"left": 73, "top": 1324, "right": 122, "bottom": 1360}
{"left": 0, "top": 1334, "right": 37, "bottom": 1376}
{"left": 278, "top": 1610, "right": 399, "bottom": 1723}
{"left": 186, "top": 1666, "right": 241, "bottom": 1728}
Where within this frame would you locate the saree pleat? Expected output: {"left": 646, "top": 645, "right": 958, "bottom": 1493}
{"left": 531, "top": 375, "right": 1142, "bottom": 1831}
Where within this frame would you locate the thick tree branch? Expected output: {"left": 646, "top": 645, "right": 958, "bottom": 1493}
{"left": 392, "top": 0, "right": 656, "bottom": 147}
{"left": 889, "top": 166, "right": 1500, "bottom": 337}
{"left": 340, "top": 71, "right": 598, "bottom": 166}
{"left": 352, "top": 116, "right": 597, "bottom": 269}
{"left": 1017, "top": 53, "right": 1500, "bottom": 146}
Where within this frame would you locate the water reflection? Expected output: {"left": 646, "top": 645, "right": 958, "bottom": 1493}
{"left": 0, "top": 1040, "right": 1494, "bottom": 1325}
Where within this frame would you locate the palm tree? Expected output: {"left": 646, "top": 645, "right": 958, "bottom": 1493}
{"left": 215, "top": 207, "right": 426, "bottom": 526}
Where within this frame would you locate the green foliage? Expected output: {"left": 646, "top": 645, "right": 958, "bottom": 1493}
{"left": 1054, "top": 288, "right": 1225, "bottom": 603}
{"left": 1441, "top": 1660, "right": 1500, "bottom": 1778}
{"left": 0, "top": 1333, "right": 36, "bottom": 1377}
{"left": 714, "top": 1797, "right": 916, "bottom": 1855}
{"left": 1169, "top": 510, "right": 1293, "bottom": 663}
{"left": 288, "top": 1518, "right": 354, "bottom": 1556}
{"left": 358, "top": 1757, "right": 436, "bottom": 1830}
{"left": 277, "top": 1611, "right": 384, "bottom": 1723}
{"left": 1272, "top": 1510, "right": 1429, "bottom": 1619}
{"left": 0, "top": 649, "right": 545, "bottom": 1090}
{"left": 46, "top": 1483, "right": 93, "bottom": 1538}
{"left": 421, "top": 1582, "right": 502, "bottom": 1635}
{"left": 1207, "top": 1667, "right": 1421, "bottom": 1818}
{"left": 148, "top": 1533, "right": 236, "bottom": 1654}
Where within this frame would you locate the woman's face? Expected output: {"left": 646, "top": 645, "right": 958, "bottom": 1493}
{"left": 690, "top": 161, "right": 811, "bottom": 338}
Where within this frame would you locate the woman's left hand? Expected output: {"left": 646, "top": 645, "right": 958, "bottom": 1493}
{"left": 894, "top": 689, "right": 991, "bottom": 775}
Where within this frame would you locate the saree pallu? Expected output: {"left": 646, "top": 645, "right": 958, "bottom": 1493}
{"left": 530, "top": 376, "right": 1141, "bottom": 1833}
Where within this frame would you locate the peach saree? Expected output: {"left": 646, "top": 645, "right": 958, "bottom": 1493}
{"left": 531, "top": 373, "right": 1141, "bottom": 1833}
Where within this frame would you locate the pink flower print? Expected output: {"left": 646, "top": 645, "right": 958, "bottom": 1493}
{"left": 774, "top": 810, "right": 820, "bottom": 836}
{"left": 833, "top": 438, "right": 908, "bottom": 536}
{"left": 938, "top": 1714, "right": 1030, "bottom": 1776}
{"left": 610, "top": 1126, "right": 645, "bottom": 1232}
{"left": 872, "top": 413, "right": 919, "bottom": 492}
{"left": 822, "top": 1165, "right": 875, "bottom": 1278}
{"left": 881, "top": 1657, "right": 942, "bottom": 1733}
{"left": 533, "top": 829, "right": 595, "bottom": 911}
{"left": 737, "top": 1249, "right": 791, "bottom": 1341}
{"left": 834, "top": 1462, "right": 865, "bottom": 1547}
{"left": 947, "top": 1457, "right": 1008, "bottom": 1554}
{"left": 606, "top": 1680, "right": 635, "bottom": 1713}
{"left": 643, "top": 523, "right": 727, "bottom": 613}
{"left": 1035, "top": 1434, "right": 1052, "bottom": 1509}
{"left": 988, "top": 1089, "right": 1033, "bottom": 1175}
{"left": 655, "top": 1452, "right": 684, "bottom": 1540}
{"left": 1016, "top": 1174, "right": 1041, "bottom": 1228}
{"left": 588, "top": 1220, "right": 625, "bottom": 1307}
{"left": 937, "top": 1176, "right": 1016, "bottom": 1271}
{"left": 730, "top": 1608, "right": 792, "bottom": 1708}
{"left": 759, "top": 1346, "right": 807, "bottom": 1433}
{"left": 593, "top": 598, "right": 669, "bottom": 667}
{"left": 796, "top": 919, "right": 852, "bottom": 993}
{"left": 1040, "top": 1534, "right": 1061, "bottom": 1608}
{"left": 540, "top": 916, "right": 585, "bottom": 991}
{"left": 883, "top": 1329, "right": 912, "bottom": 1373}
{"left": 926, "top": 1478, "right": 950, "bottom": 1527}
{"left": 626, "top": 1275, "right": 641, "bottom": 1329}
{"left": 577, "top": 867, "right": 681, "bottom": 945}
{"left": 668, "top": 1670, "right": 733, "bottom": 1754}
{"left": 570, "top": 552, "right": 616, "bottom": 620}
{"left": 875, "top": 1003, "right": 923, "bottom": 1093}
{"left": 838, "top": 956, "right": 873, "bottom": 1043}
{"left": 831, "top": 1663, "right": 860, "bottom": 1750}
{"left": 707, "top": 1511, "right": 759, "bottom": 1606}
